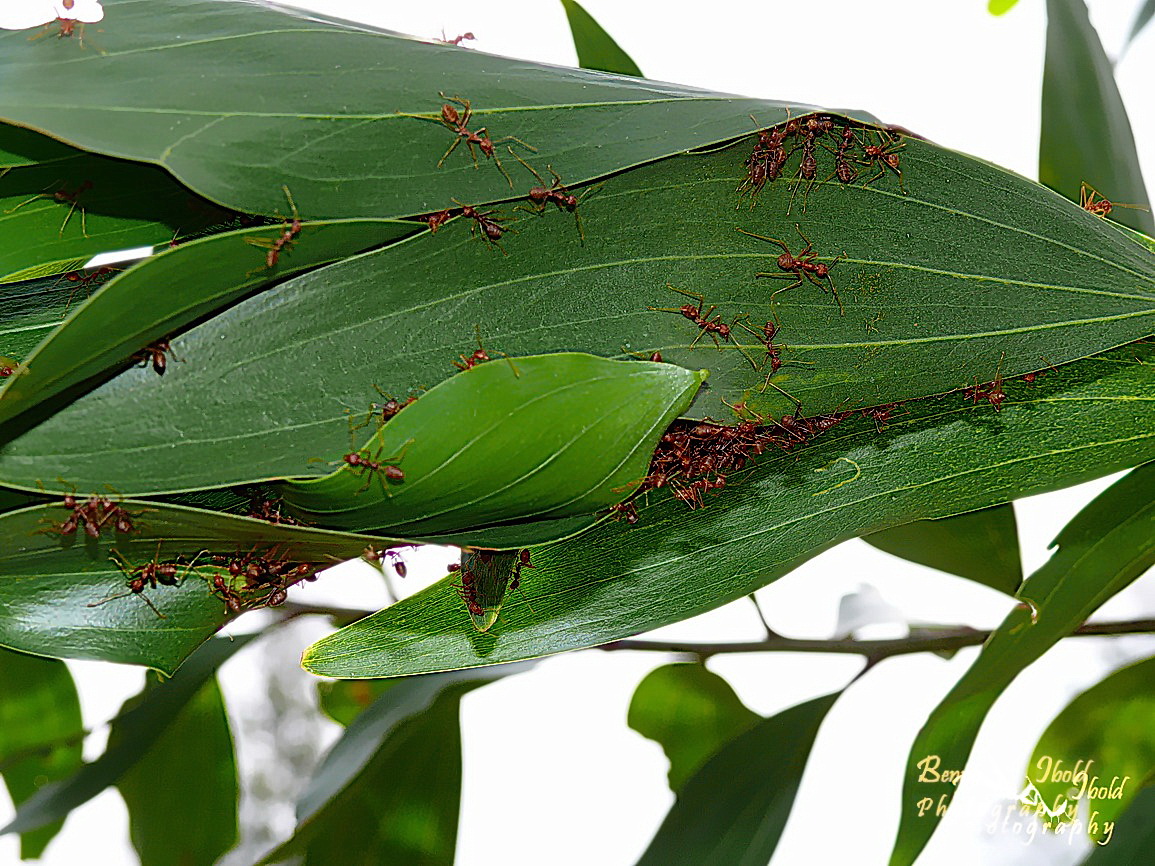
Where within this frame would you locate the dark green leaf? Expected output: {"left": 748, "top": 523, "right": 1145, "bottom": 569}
{"left": 0, "top": 156, "right": 236, "bottom": 283}
{"left": 116, "top": 676, "right": 237, "bottom": 866}
{"left": 302, "top": 344, "right": 1155, "bottom": 679}
{"left": 1, "top": 635, "right": 252, "bottom": 837}
{"left": 262, "top": 671, "right": 513, "bottom": 866}
{"left": 1041, "top": 0, "right": 1153, "bottom": 234}
{"left": 627, "top": 662, "right": 760, "bottom": 792}
{"left": 0, "top": 217, "right": 415, "bottom": 431}
{"left": 0, "top": 123, "right": 78, "bottom": 170}
{"left": 1, "top": 273, "right": 110, "bottom": 365}
{"left": 0, "top": 648, "right": 82, "bottom": 858}
{"left": 0, "top": 0, "right": 829, "bottom": 219}
{"left": 636, "top": 693, "right": 838, "bottom": 866}
{"left": 4, "top": 134, "right": 1153, "bottom": 495}
{"left": 278, "top": 354, "right": 707, "bottom": 536}
{"left": 889, "top": 461, "right": 1155, "bottom": 866}
{"left": 1125, "top": 0, "right": 1155, "bottom": 51}
{"left": 560, "top": 0, "right": 643, "bottom": 77}
{"left": 1026, "top": 654, "right": 1155, "bottom": 838}
{"left": 864, "top": 503, "right": 1022, "bottom": 594}
{"left": 0, "top": 501, "right": 390, "bottom": 670}
{"left": 1080, "top": 772, "right": 1155, "bottom": 864}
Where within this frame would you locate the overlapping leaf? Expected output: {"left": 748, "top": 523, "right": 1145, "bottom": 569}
{"left": 278, "top": 354, "right": 707, "bottom": 537}
{"left": 302, "top": 344, "right": 1155, "bottom": 679}
{"left": 0, "top": 501, "right": 392, "bottom": 670}
{"left": 561, "top": 0, "right": 643, "bottom": 76}
{"left": 1, "top": 134, "right": 1152, "bottom": 496}
{"left": 0, "top": 123, "right": 79, "bottom": 170}
{"left": 889, "top": 461, "right": 1155, "bottom": 866}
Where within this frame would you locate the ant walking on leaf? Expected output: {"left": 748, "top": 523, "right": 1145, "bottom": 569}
{"left": 245, "top": 186, "right": 302, "bottom": 270}
{"left": 737, "top": 224, "right": 847, "bottom": 315}
{"left": 4, "top": 179, "right": 93, "bottom": 237}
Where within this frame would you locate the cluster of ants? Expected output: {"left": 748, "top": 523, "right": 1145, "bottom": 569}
{"left": 406, "top": 93, "right": 586, "bottom": 250}
{"left": 448, "top": 548, "right": 532, "bottom": 617}
{"left": 44, "top": 490, "right": 138, "bottom": 538}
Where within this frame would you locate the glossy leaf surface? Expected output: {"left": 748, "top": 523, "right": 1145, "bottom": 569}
{"left": 0, "top": 501, "right": 387, "bottom": 670}
{"left": 636, "top": 693, "right": 838, "bottom": 866}
{"left": 0, "top": 636, "right": 252, "bottom": 837}
{"left": 279, "top": 354, "right": 706, "bottom": 536}
{"left": 627, "top": 662, "right": 760, "bottom": 792}
{"left": 0, "top": 648, "right": 82, "bottom": 858}
{"left": 303, "top": 345, "right": 1155, "bottom": 679}
{"left": 116, "top": 676, "right": 237, "bottom": 866}
{"left": 1041, "top": 0, "right": 1153, "bottom": 234}
{"left": 864, "top": 503, "right": 1023, "bottom": 594}
{"left": 890, "top": 461, "right": 1155, "bottom": 866}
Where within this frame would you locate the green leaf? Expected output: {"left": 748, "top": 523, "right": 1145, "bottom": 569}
{"left": 636, "top": 693, "right": 839, "bottom": 866}
{"left": 4, "top": 133, "right": 1153, "bottom": 495}
{"left": 1080, "top": 772, "right": 1155, "bottom": 864}
{"left": 278, "top": 354, "right": 707, "bottom": 536}
{"left": 1041, "top": 0, "right": 1153, "bottom": 234}
{"left": 988, "top": 0, "right": 1021, "bottom": 14}
{"left": 1124, "top": 0, "right": 1155, "bottom": 52}
{"left": 889, "top": 460, "right": 1155, "bottom": 866}
{"left": 2, "top": 274, "right": 108, "bottom": 365}
{"left": 262, "top": 670, "right": 512, "bottom": 866}
{"left": 0, "top": 500, "right": 389, "bottom": 670}
{"left": 0, "top": 217, "right": 415, "bottom": 431}
{"left": 560, "top": 0, "right": 643, "bottom": 77}
{"left": 0, "top": 635, "right": 252, "bottom": 838}
{"left": 317, "top": 680, "right": 397, "bottom": 728}
{"left": 627, "top": 662, "right": 760, "bottom": 792}
{"left": 0, "top": 0, "right": 829, "bottom": 219}
{"left": 0, "top": 648, "right": 82, "bottom": 859}
{"left": 864, "top": 503, "right": 1023, "bottom": 594}
{"left": 0, "top": 156, "right": 237, "bottom": 283}
{"left": 116, "top": 676, "right": 237, "bottom": 866}
{"left": 0, "top": 123, "right": 79, "bottom": 170}
{"left": 302, "top": 344, "right": 1155, "bottom": 679}
{"left": 1026, "top": 654, "right": 1155, "bottom": 839}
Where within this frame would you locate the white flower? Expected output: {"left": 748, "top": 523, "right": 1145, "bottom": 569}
{"left": 0, "top": 0, "right": 104, "bottom": 31}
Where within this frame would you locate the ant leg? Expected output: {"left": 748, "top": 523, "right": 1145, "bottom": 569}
{"left": 437, "top": 135, "right": 464, "bottom": 168}
{"left": 734, "top": 228, "right": 792, "bottom": 256}
{"left": 508, "top": 147, "right": 546, "bottom": 185}
{"left": 493, "top": 135, "right": 537, "bottom": 154}
{"left": 491, "top": 151, "right": 515, "bottom": 188}
{"left": 764, "top": 276, "right": 804, "bottom": 306}
{"left": 667, "top": 285, "right": 708, "bottom": 309}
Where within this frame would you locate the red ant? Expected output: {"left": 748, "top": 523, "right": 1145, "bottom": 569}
{"left": 341, "top": 439, "right": 413, "bottom": 494}
{"left": 826, "top": 124, "right": 860, "bottom": 185}
{"left": 648, "top": 285, "right": 734, "bottom": 349}
{"left": 245, "top": 186, "right": 302, "bottom": 269}
{"left": 509, "top": 548, "right": 534, "bottom": 591}
{"left": 425, "top": 209, "right": 453, "bottom": 232}
{"left": 0, "top": 356, "right": 26, "bottom": 380}
{"left": 1079, "top": 182, "right": 1147, "bottom": 219}
{"left": 440, "top": 31, "right": 476, "bottom": 47}
{"left": 361, "top": 546, "right": 408, "bottom": 578}
{"left": 5, "top": 179, "right": 93, "bottom": 237}
{"left": 406, "top": 93, "right": 536, "bottom": 188}
{"left": 860, "top": 402, "right": 903, "bottom": 431}
{"left": 739, "top": 117, "right": 791, "bottom": 203}
{"left": 1022, "top": 359, "right": 1057, "bottom": 384}
{"left": 89, "top": 546, "right": 205, "bottom": 618}
{"left": 453, "top": 325, "right": 519, "bottom": 376}
{"left": 448, "top": 563, "right": 485, "bottom": 616}
{"left": 452, "top": 200, "right": 512, "bottom": 251}
{"left": 350, "top": 387, "right": 419, "bottom": 434}
{"left": 963, "top": 354, "right": 1007, "bottom": 412}
{"left": 858, "top": 130, "right": 906, "bottom": 193}
{"left": 608, "top": 500, "right": 640, "bottom": 525}
{"left": 510, "top": 151, "right": 588, "bottom": 240}
{"left": 133, "top": 339, "right": 177, "bottom": 375}
{"left": 57, "top": 266, "right": 118, "bottom": 311}
{"left": 737, "top": 224, "right": 847, "bottom": 315}
{"left": 736, "top": 318, "right": 791, "bottom": 390}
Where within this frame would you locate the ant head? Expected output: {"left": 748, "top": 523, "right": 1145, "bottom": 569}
{"left": 478, "top": 137, "right": 495, "bottom": 157}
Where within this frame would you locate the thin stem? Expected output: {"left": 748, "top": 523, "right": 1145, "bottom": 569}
{"left": 747, "top": 592, "right": 781, "bottom": 639}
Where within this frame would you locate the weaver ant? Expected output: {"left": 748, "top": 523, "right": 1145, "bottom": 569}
{"left": 609, "top": 500, "right": 640, "bottom": 525}
{"left": 4, "top": 179, "right": 93, "bottom": 237}
{"left": 858, "top": 130, "right": 906, "bottom": 193}
{"left": 425, "top": 209, "right": 453, "bottom": 232}
{"left": 45, "top": 490, "right": 138, "bottom": 539}
{"left": 440, "top": 31, "right": 476, "bottom": 47}
{"left": 133, "top": 339, "right": 177, "bottom": 375}
{"left": 827, "top": 124, "right": 860, "bottom": 185}
{"left": 453, "top": 200, "right": 512, "bottom": 251}
{"left": 509, "top": 548, "right": 534, "bottom": 591}
{"left": 245, "top": 186, "right": 302, "bottom": 269}
{"left": 89, "top": 546, "right": 205, "bottom": 618}
{"left": 349, "top": 386, "right": 419, "bottom": 434}
{"left": 860, "top": 402, "right": 903, "bottom": 431}
{"left": 739, "top": 117, "right": 791, "bottom": 203}
{"left": 407, "top": 93, "right": 536, "bottom": 188}
{"left": 57, "top": 266, "right": 118, "bottom": 311}
{"left": 337, "top": 439, "right": 414, "bottom": 494}
{"left": 1079, "top": 182, "right": 1147, "bottom": 219}
{"left": 963, "top": 355, "right": 1007, "bottom": 412}
{"left": 737, "top": 224, "right": 847, "bottom": 315}
{"left": 0, "top": 356, "right": 26, "bottom": 380}
{"left": 511, "top": 152, "right": 587, "bottom": 240}
{"left": 453, "top": 325, "right": 519, "bottom": 376}
{"left": 647, "top": 285, "right": 734, "bottom": 348}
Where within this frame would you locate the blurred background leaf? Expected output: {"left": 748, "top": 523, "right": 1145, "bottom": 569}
{"left": 561, "top": 0, "right": 643, "bottom": 76}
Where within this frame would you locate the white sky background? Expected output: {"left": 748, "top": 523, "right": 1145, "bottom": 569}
{"left": 2, "top": 1, "right": 1154, "bottom": 865}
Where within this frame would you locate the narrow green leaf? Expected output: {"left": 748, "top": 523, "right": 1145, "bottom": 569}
{"left": 560, "top": 0, "right": 643, "bottom": 77}
{"left": 889, "top": 461, "right": 1155, "bottom": 866}
{"left": 262, "top": 672, "right": 511, "bottom": 866}
{"left": 0, "top": 0, "right": 837, "bottom": 219}
{"left": 0, "top": 156, "right": 237, "bottom": 283}
{"left": 988, "top": 0, "right": 1021, "bottom": 14}
{"left": 1080, "top": 772, "right": 1155, "bottom": 864}
{"left": 0, "top": 123, "right": 78, "bottom": 170}
{"left": 302, "top": 345, "right": 1155, "bottom": 679}
{"left": 0, "top": 217, "right": 415, "bottom": 431}
{"left": 1026, "top": 654, "right": 1155, "bottom": 838}
{"left": 0, "top": 501, "right": 391, "bottom": 670}
{"left": 2, "top": 274, "right": 107, "bottom": 365}
{"left": 116, "top": 676, "right": 237, "bottom": 866}
{"left": 627, "top": 662, "right": 760, "bottom": 792}
{"left": 864, "top": 503, "right": 1023, "bottom": 595}
{"left": 0, "top": 636, "right": 252, "bottom": 837}
{"left": 636, "top": 693, "right": 839, "bottom": 866}
{"left": 1124, "top": 0, "right": 1155, "bottom": 51}
{"left": 278, "top": 354, "right": 707, "bottom": 536}
{"left": 1041, "top": 0, "right": 1153, "bottom": 234}
{"left": 0, "top": 648, "right": 82, "bottom": 858}
{"left": 3, "top": 133, "right": 1153, "bottom": 495}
